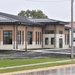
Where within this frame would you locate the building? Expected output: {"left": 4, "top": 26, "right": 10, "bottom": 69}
{"left": 0, "top": 12, "right": 69, "bottom": 50}
{"left": 65, "top": 22, "right": 75, "bottom": 47}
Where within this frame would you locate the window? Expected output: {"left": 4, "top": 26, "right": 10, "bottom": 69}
{"left": 67, "top": 34, "right": 69, "bottom": 45}
{"left": 65, "top": 34, "right": 69, "bottom": 45}
{"left": 45, "top": 30, "right": 54, "bottom": 34}
{"left": 51, "top": 38, "right": 54, "bottom": 45}
{"left": 73, "top": 31, "right": 75, "bottom": 33}
{"left": 18, "top": 31, "right": 21, "bottom": 44}
{"left": 28, "top": 31, "right": 32, "bottom": 44}
{"left": 45, "top": 38, "right": 49, "bottom": 45}
{"left": 73, "top": 38, "right": 75, "bottom": 42}
{"left": 59, "top": 31, "right": 63, "bottom": 34}
{"left": 36, "top": 32, "right": 41, "bottom": 45}
{"left": 3, "top": 30, "right": 12, "bottom": 44}
{"left": 22, "top": 31, "right": 24, "bottom": 44}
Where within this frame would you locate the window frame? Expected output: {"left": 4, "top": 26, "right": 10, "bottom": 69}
{"left": 18, "top": 31, "right": 21, "bottom": 44}
{"left": 3, "top": 30, "right": 12, "bottom": 44}
{"left": 51, "top": 38, "right": 55, "bottom": 45}
{"left": 28, "top": 31, "right": 32, "bottom": 44}
{"left": 22, "top": 31, "right": 24, "bottom": 44}
{"left": 45, "top": 38, "right": 49, "bottom": 45}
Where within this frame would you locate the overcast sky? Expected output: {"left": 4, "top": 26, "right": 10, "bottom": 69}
{"left": 0, "top": 0, "right": 75, "bottom": 21}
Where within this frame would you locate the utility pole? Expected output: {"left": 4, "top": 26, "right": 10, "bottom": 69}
{"left": 71, "top": 0, "right": 74, "bottom": 58}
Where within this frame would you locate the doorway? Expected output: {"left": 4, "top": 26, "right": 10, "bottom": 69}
{"left": 59, "top": 38, "right": 63, "bottom": 48}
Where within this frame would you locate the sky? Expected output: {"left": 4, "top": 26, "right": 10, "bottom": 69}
{"left": 0, "top": 0, "right": 75, "bottom": 21}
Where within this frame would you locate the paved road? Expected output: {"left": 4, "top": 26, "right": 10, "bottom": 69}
{"left": 32, "top": 48, "right": 75, "bottom": 54}
{"left": 0, "top": 49, "right": 75, "bottom": 59}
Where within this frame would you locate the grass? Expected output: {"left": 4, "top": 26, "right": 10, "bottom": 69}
{"left": 0, "top": 61, "right": 75, "bottom": 73}
{"left": 0, "top": 58, "right": 75, "bottom": 73}
{"left": 0, "top": 58, "right": 70, "bottom": 67}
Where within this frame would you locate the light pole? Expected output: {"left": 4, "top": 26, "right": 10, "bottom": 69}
{"left": 71, "top": 0, "right": 74, "bottom": 58}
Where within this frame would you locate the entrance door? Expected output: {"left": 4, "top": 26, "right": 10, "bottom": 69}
{"left": 59, "top": 38, "right": 63, "bottom": 48}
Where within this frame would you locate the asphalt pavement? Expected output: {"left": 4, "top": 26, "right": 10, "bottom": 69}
{"left": 0, "top": 48, "right": 75, "bottom": 59}
{"left": 31, "top": 48, "right": 73, "bottom": 54}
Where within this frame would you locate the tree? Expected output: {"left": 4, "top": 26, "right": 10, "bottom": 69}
{"left": 18, "top": 10, "right": 25, "bottom": 17}
{"left": 18, "top": 10, "right": 48, "bottom": 18}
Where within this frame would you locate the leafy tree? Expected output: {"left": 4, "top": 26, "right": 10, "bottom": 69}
{"left": 18, "top": 10, "right": 48, "bottom": 18}
{"left": 18, "top": 10, "right": 25, "bottom": 17}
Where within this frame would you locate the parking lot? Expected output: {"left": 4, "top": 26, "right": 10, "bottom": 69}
{"left": 0, "top": 49, "right": 75, "bottom": 59}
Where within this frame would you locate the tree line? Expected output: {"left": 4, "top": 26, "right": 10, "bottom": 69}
{"left": 18, "top": 10, "right": 48, "bottom": 18}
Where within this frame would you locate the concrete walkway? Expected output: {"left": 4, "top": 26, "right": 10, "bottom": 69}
{"left": 0, "top": 59, "right": 75, "bottom": 70}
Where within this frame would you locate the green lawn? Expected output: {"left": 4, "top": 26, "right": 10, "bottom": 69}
{"left": 0, "top": 58, "right": 75, "bottom": 73}
{"left": 0, "top": 61, "right": 75, "bottom": 73}
{"left": 0, "top": 58, "right": 70, "bottom": 67}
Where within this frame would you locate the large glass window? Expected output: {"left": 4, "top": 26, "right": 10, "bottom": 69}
{"left": 3, "top": 30, "right": 12, "bottom": 44}
{"left": 45, "top": 38, "right": 49, "bottom": 45}
{"left": 22, "top": 31, "right": 24, "bottom": 44}
{"left": 67, "top": 34, "right": 69, "bottom": 45}
{"left": 51, "top": 38, "right": 54, "bottom": 45}
{"left": 65, "top": 34, "right": 69, "bottom": 45}
{"left": 73, "top": 31, "right": 75, "bottom": 33}
{"left": 73, "top": 38, "right": 75, "bottom": 42}
{"left": 18, "top": 31, "right": 21, "bottom": 44}
{"left": 28, "top": 31, "right": 32, "bottom": 44}
{"left": 36, "top": 32, "right": 41, "bottom": 45}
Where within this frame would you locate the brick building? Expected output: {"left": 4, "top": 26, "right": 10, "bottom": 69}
{"left": 0, "top": 12, "right": 69, "bottom": 50}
